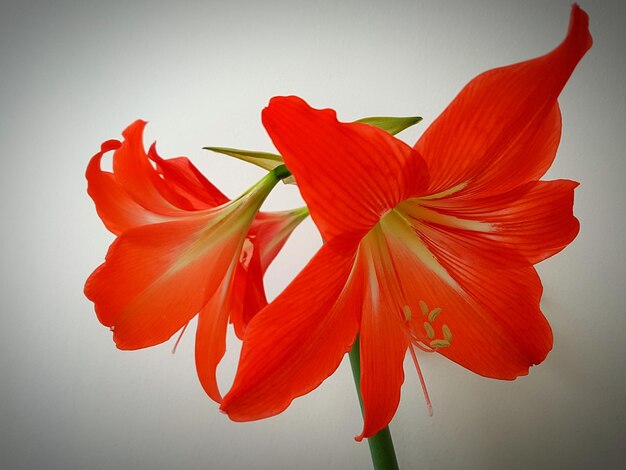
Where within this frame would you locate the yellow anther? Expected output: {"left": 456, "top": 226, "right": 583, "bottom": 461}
{"left": 402, "top": 305, "right": 412, "bottom": 321}
{"left": 423, "top": 322, "right": 435, "bottom": 339}
{"left": 411, "top": 301, "right": 452, "bottom": 349}
{"left": 429, "top": 339, "right": 451, "bottom": 349}
{"left": 428, "top": 307, "right": 442, "bottom": 322}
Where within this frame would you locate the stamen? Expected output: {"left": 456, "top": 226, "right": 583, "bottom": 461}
{"left": 402, "top": 304, "right": 412, "bottom": 321}
{"left": 405, "top": 316, "right": 437, "bottom": 353}
{"left": 419, "top": 300, "right": 429, "bottom": 317}
{"left": 423, "top": 322, "right": 435, "bottom": 339}
{"left": 404, "top": 301, "right": 451, "bottom": 413}
{"left": 428, "top": 307, "right": 442, "bottom": 322}
{"left": 429, "top": 339, "right": 451, "bottom": 349}
{"left": 171, "top": 322, "right": 189, "bottom": 354}
{"left": 408, "top": 343, "right": 433, "bottom": 416}
{"left": 417, "top": 302, "right": 452, "bottom": 350}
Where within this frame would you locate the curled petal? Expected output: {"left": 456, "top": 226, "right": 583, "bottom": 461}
{"left": 86, "top": 122, "right": 230, "bottom": 234}
{"left": 148, "top": 145, "right": 229, "bottom": 210}
{"left": 86, "top": 140, "right": 172, "bottom": 234}
{"left": 111, "top": 120, "right": 191, "bottom": 214}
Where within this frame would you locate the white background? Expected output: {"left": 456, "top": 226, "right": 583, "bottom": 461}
{"left": 1, "top": 1, "right": 624, "bottom": 469}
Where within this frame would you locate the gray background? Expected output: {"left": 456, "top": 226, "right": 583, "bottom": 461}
{"left": 1, "top": 0, "right": 624, "bottom": 469}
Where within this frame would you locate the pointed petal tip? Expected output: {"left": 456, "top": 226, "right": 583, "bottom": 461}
{"left": 218, "top": 401, "right": 264, "bottom": 423}
{"left": 568, "top": 4, "right": 592, "bottom": 51}
{"left": 414, "top": 5, "right": 590, "bottom": 193}
{"left": 85, "top": 139, "right": 121, "bottom": 177}
{"left": 565, "top": 178, "right": 580, "bottom": 190}
{"left": 354, "top": 426, "right": 379, "bottom": 442}
{"left": 147, "top": 141, "right": 158, "bottom": 157}
{"left": 121, "top": 119, "right": 148, "bottom": 139}
{"left": 217, "top": 399, "right": 250, "bottom": 422}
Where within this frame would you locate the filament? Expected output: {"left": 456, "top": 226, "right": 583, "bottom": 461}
{"left": 171, "top": 322, "right": 189, "bottom": 354}
{"left": 408, "top": 343, "right": 433, "bottom": 416}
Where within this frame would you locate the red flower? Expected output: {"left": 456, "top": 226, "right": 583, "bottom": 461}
{"left": 84, "top": 120, "right": 307, "bottom": 402}
{"left": 221, "top": 5, "right": 591, "bottom": 439}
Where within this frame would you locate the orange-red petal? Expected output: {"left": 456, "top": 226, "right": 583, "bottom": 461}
{"left": 110, "top": 120, "right": 190, "bottom": 215}
{"left": 87, "top": 121, "right": 229, "bottom": 234}
{"left": 262, "top": 96, "right": 428, "bottom": 249}
{"left": 84, "top": 213, "right": 244, "bottom": 350}
{"left": 86, "top": 155, "right": 279, "bottom": 349}
{"left": 415, "top": 5, "right": 591, "bottom": 195}
{"left": 195, "top": 271, "right": 237, "bottom": 403}
{"left": 221, "top": 244, "right": 361, "bottom": 420}
{"left": 251, "top": 209, "right": 309, "bottom": 274}
{"left": 86, "top": 140, "right": 172, "bottom": 234}
{"left": 228, "top": 209, "right": 309, "bottom": 337}
{"left": 380, "top": 211, "right": 551, "bottom": 379}
{"left": 356, "top": 228, "right": 410, "bottom": 440}
{"left": 422, "top": 180, "right": 580, "bottom": 265}
{"left": 148, "top": 145, "right": 229, "bottom": 210}
{"left": 228, "top": 249, "right": 266, "bottom": 339}
{"left": 196, "top": 210, "right": 308, "bottom": 400}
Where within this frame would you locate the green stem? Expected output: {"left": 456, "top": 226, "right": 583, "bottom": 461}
{"left": 272, "top": 164, "right": 292, "bottom": 180}
{"left": 349, "top": 336, "right": 399, "bottom": 470}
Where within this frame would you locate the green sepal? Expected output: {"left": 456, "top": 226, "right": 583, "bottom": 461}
{"left": 355, "top": 115, "right": 422, "bottom": 136}
{"left": 203, "top": 146, "right": 284, "bottom": 171}
{"left": 204, "top": 147, "right": 296, "bottom": 184}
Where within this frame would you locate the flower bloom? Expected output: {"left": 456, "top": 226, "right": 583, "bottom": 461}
{"left": 221, "top": 5, "right": 592, "bottom": 440}
{"left": 84, "top": 120, "right": 306, "bottom": 402}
